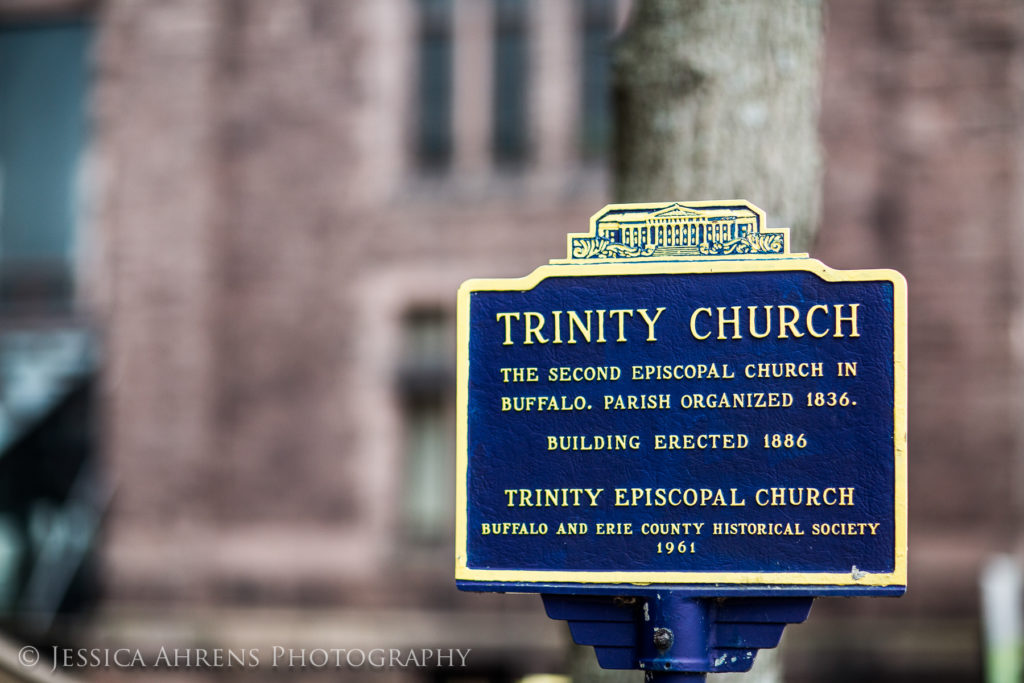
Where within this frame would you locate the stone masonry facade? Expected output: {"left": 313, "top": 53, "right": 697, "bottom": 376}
{"left": 4, "top": 0, "right": 1021, "bottom": 680}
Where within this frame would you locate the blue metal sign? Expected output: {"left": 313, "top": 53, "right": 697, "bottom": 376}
{"left": 456, "top": 201, "right": 907, "bottom": 596}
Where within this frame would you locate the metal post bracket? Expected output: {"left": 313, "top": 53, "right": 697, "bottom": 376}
{"left": 542, "top": 593, "right": 813, "bottom": 679}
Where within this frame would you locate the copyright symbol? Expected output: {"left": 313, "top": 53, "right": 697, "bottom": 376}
{"left": 18, "top": 646, "right": 39, "bottom": 667}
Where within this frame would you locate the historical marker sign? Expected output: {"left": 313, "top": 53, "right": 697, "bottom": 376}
{"left": 456, "top": 201, "right": 906, "bottom": 595}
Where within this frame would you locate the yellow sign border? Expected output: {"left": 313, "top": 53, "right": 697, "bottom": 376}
{"left": 456, "top": 257, "right": 907, "bottom": 587}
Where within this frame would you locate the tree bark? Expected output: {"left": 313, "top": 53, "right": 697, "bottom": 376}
{"left": 613, "top": 0, "right": 824, "bottom": 251}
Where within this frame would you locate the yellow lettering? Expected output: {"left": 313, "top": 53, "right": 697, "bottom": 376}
{"left": 835, "top": 303, "right": 860, "bottom": 338}
{"left": 807, "top": 304, "right": 830, "bottom": 338}
{"left": 523, "top": 312, "right": 547, "bottom": 344}
{"left": 637, "top": 307, "right": 666, "bottom": 341}
{"left": 717, "top": 306, "right": 742, "bottom": 340}
{"left": 778, "top": 305, "right": 804, "bottom": 338}
{"left": 690, "top": 308, "right": 712, "bottom": 340}
{"left": 495, "top": 312, "right": 520, "bottom": 345}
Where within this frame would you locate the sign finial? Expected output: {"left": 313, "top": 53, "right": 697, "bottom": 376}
{"left": 558, "top": 200, "right": 799, "bottom": 264}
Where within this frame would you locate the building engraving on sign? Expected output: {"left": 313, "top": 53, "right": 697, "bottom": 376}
{"left": 457, "top": 201, "right": 907, "bottom": 594}
{"left": 561, "top": 200, "right": 791, "bottom": 262}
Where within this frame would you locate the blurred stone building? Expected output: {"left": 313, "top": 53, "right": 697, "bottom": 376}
{"left": 0, "top": 0, "right": 1022, "bottom": 681}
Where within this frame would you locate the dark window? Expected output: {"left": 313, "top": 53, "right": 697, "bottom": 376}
{"left": 416, "top": 0, "right": 453, "bottom": 169}
{"left": 397, "top": 309, "right": 453, "bottom": 544}
{"left": 580, "top": 0, "right": 614, "bottom": 159}
{"left": 492, "top": 0, "right": 529, "bottom": 166}
{"left": 0, "top": 22, "right": 91, "bottom": 315}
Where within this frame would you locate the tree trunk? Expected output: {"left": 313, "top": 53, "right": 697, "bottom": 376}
{"left": 613, "top": 0, "right": 824, "bottom": 251}
{"left": 569, "top": 2, "right": 824, "bottom": 681}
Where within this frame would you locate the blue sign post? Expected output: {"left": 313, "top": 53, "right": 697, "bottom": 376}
{"left": 456, "top": 201, "right": 907, "bottom": 679}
